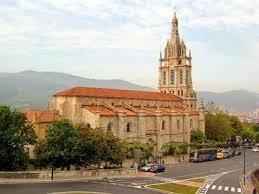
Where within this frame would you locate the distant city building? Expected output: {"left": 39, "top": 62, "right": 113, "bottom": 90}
{"left": 26, "top": 13, "right": 205, "bottom": 154}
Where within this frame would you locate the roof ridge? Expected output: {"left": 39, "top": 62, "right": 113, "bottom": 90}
{"left": 54, "top": 87, "right": 183, "bottom": 102}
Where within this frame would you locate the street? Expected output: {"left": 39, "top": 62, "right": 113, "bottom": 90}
{"left": 0, "top": 150, "right": 258, "bottom": 194}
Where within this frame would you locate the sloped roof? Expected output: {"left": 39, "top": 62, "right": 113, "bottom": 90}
{"left": 25, "top": 110, "right": 58, "bottom": 123}
{"left": 54, "top": 87, "right": 182, "bottom": 102}
{"left": 83, "top": 104, "right": 187, "bottom": 117}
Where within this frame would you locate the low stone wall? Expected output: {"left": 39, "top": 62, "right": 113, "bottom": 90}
{"left": 0, "top": 168, "right": 136, "bottom": 180}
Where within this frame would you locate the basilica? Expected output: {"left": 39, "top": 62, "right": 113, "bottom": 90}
{"left": 26, "top": 13, "right": 205, "bottom": 154}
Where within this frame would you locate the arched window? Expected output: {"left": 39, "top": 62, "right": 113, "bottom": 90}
{"left": 126, "top": 122, "right": 131, "bottom": 132}
{"left": 177, "top": 120, "right": 180, "bottom": 130}
{"left": 186, "top": 70, "right": 189, "bottom": 85}
{"left": 86, "top": 123, "right": 91, "bottom": 129}
{"left": 190, "top": 119, "right": 193, "bottom": 129}
{"left": 107, "top": 122, "right": 113, "bottom": 131}
{"left": 170, "top": 70, "right": 175, "bottom": 85}
{"left": 163, "top": 71, "right": 166, "bottom": 85}
{"left": 161, "top": 120, "right": 166, "bottom": 130}
{"left": 181, "top": 90, "right": 183, "bottom": 96}
{"left": 180, "top": 69, "right": 183, "bottom": 84}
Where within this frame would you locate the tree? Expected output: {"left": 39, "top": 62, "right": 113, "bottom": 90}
{"left": 255, "top": 132, "right": 259, "bottom": 143}
{"left": 45, "top": 120, "right": 80, "bottom": 169}
{"left": 0, "top": 106, "right": 36, "bottom": 170}
{"left": 161, "top": 142, "right": 188, "bottom": 156}
{"left": 77, "top": 128, "right": 125, "bottom": 167}
{"left": 123, "top": 141, "right": 154, "bottom": 165}
{"left": 191, "top": 130, "right": 206, "bottom": 143}
{"left": 101, "top": 131, "right": 125, "bottom": 166}
{"left": 241, "top": 127, "right": 255, "bottom": 142}
{"left": 205, "top": 112, "right": 235, "bottom": 142}
{"left": 34, "top": 140, "right": 48, "bottom": 168}
{"left": 229, "top": 116, "right": 243, "bottom": 135}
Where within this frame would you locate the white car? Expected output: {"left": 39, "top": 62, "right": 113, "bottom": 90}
{"left": 252, "top": 146, "right": 259, "bottom": 152}
{"left": 140, "top": 164, "right": 153, "bottom": 172}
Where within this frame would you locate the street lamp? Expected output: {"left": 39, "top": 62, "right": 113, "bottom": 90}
{"left": 243, "top": 139, "right": 249, "bottom": 186}
{"left": 243, "top": 146, "right": 246, "bottom": 186}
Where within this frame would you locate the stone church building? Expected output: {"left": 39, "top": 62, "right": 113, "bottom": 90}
{"left": 26, "top": 13, "right": 205, "bottom": 153}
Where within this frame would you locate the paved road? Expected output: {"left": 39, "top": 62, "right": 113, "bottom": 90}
{"left": 194, "top": 150, "right": 259, "bottom": 194}
{"left": 1, "top": 150, "right": 258, "bottom": 194}
{"left": 0, "top": 181, "right": 161, "bottom": 194}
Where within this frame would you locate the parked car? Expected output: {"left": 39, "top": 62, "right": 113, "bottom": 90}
{"left": 140, "top": 163, "right": 153, "bottom": 172}
{"left": 149, "top": 164, "right": 165, "bottom": 173}
{"left": 190, "top": 148, "right": 217, "bottom": 162}
{"left": 234, "top": 148, "right": 242, "bottom": 156}
{"left": 216, "top": 149, "right": 224, "bottom": 159}
{"left": 222, "top": 148, "right": 232, "bottom": 158}
{"left": 252, "top": 144, "right": 259, "bottom": 152}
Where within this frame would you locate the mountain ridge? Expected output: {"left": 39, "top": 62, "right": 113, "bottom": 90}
{"left": 0, "top": 71, "right": 258, "bottom": 112}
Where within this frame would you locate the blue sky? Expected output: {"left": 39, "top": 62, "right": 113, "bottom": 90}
{"left": 0, "top": 0, "right": 259, "bottom": 92}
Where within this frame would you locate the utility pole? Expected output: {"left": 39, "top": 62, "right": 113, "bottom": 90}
{"left": 243, "top": 146, "right": 246, "bottom": 186}
{"left": 51, "top": 166, "right": 54, "bottom": 181}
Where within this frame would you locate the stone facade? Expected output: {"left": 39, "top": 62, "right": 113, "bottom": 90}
{"left": 25, "top": 110, "right": 59, "bottom": 140}
{"left": 26, "top": 13, "right": 205, "bottom": 155}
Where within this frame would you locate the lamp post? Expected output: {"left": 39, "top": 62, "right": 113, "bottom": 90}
{"left": 243, "top": 146, "right": 246, "bottom": 186}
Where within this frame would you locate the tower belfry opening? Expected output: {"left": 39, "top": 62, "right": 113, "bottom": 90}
{"left": 159, "top": 12, "right": 197, "bottom": 110}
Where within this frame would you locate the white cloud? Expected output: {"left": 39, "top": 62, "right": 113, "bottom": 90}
{"left": 0, "top": 0, "right": 259, "bottom": 92}
{"left": 1, "top": 0, "right": 259, "bottom": 51}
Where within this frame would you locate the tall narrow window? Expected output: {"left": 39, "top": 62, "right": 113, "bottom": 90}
{"left": 126, "top": 122, "right": 131, "bottom": 132}
{"left": 177, "top": 119, "right": 180, "bottom": 130}
{"left": 161, "top": 120, "right": 166, "bottom": 130}
{"left": 170, "top": 70, "right": 175, "bottom": 85}
{"left": 163, "top": 71, "right": 166, "bottom": 85}
{"left": 107, "top": 122, "right": 113, "bottom": 131}
{"left": 190, "top": 119, "right": 193, "bottom": 129}
{"left": 180, "top": 69, "right": 183, "bottom": 84}
{"left": 186, "top": 70, "right": 189, "bottom": 85}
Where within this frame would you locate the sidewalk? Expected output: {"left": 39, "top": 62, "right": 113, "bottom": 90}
{"left": 0, "top": 172, "right": 155, "bottom": 184}
{"left": 240, "top": 174, "right": 255, "bottom": 194}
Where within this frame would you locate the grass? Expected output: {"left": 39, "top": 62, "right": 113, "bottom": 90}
{"left": 148, "top": 183, "right": 199, "bottom": 194}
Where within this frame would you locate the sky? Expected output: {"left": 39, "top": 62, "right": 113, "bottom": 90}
{"left": 0, "top": 0, "right": 259, "bottom": 92}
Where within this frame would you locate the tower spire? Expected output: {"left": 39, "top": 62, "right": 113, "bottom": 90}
{"left": 171, "top": 12, "right": 179, "bottom": 41}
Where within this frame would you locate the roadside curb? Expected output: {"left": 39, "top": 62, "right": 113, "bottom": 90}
{"left": 48, "top": 192, "right": 110, "bottom": 194}
{"left": 0, "top": 173, "right": 153, "bottom": 185}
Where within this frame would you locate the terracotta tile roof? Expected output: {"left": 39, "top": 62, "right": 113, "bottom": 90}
{"left": 83, "top": 105, "right": 138, "bottom": 116}
{"left": 25, "top": 110, "right": 58, "bottom": 123}
{"left": 83, "top": 104, "right": 187, "bottom": 117}
{"left": 142, "top": 106, "right": 185, "bottom": 114}
{"left": 54, "top": 87, "right": 182, "bottom": 102}
{"left": 112, "top": 106, "right": 137, "bottom": 116}
{"left": 83, "top": 105, "right": 116, "bottom": 116}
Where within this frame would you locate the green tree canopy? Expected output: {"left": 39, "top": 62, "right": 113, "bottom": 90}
{"left": 191, "top": 130, "right": 206, "bottom": 144}
{"left": 255, "top": 132, "right": 259, "bottom": 143}
{"left": 161, "top": 142, "right": 188, "bottom": 156}
{"left": 45, "top": 120, "right": 80, "bottom": 169}
{"left": 205, "top": 112, "right": 235, "bottom": 142}
{"left": 0, "top": 106, "right": 36, "bottom": 170}
{"left": 123, "top": 141, "right": 154, "bottom": 163}
{"left": 77, "top": 128, "right": 125, "bottom": 167}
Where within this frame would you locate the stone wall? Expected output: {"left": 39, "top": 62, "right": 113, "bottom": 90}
{"left": 0, "top": 169, "right": 136, "bottom": 180}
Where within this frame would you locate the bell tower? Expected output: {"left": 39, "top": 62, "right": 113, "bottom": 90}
{"left": 159, "top": 12, "right": 197, "bottom": 110}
